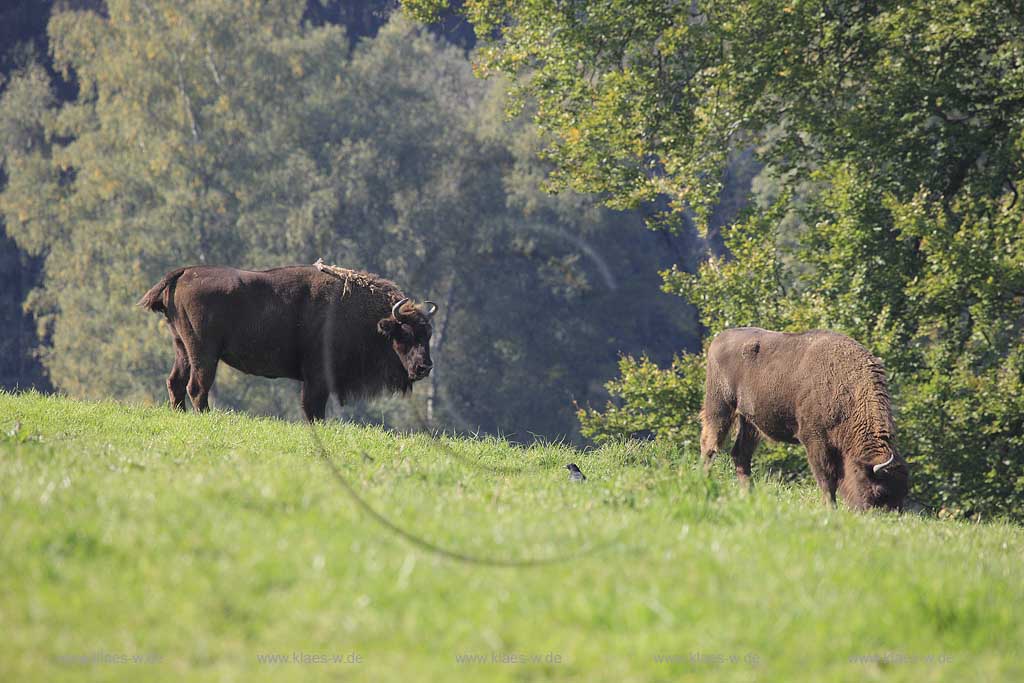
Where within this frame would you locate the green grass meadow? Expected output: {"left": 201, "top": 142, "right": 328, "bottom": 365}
{"left": 1, "top": 390, "right": 1022, "bottom": 682}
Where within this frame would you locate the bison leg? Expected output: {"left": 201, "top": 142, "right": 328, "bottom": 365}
{"left": 300, "top": 378, "right": 329, "bottom": 422}
{"left": 186, "top": 356, "right": 218, "bottom": 412}
{"left": 730, "top": 415, "right": 760, "bottom": 489}
{"left": 699, "top": 401, "right": 735, "bottom": 475}
{"left": 166, "top": 336, "right": 190, "bottom": 410}
{"left": 803, "top": 440, "right": 838, "bottom": 507}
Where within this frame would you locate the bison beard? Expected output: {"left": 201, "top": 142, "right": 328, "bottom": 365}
{"left": 699, "top": 327, "right": 909, "bottom": 510}
{"left": 139, "top": 263, "right": 436, "bottom": 421}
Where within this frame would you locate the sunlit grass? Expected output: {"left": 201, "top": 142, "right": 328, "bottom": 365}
{"left": 1, "top": 391, "right": 1021, "bottom": 682}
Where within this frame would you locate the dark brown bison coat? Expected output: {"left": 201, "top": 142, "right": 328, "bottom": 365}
{"left": 700, "top": 327, "right": 909, "bottom": 510}
{"left": 139, "top": 264, "right": 434, "bottom": 421}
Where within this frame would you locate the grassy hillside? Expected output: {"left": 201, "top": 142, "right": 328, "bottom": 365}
{"left": 1, "top": 391, "right": 1022, "bottom": 682}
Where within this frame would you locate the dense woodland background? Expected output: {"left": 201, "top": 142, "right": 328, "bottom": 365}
{"left": 3, "top": 0, "right": 1023, "bottom": 519}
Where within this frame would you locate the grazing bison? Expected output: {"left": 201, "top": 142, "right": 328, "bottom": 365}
{"left": 139, "top": 261, "right": 437, "bottom": 421}
{"left": 700, "top": 327, "right": 909, "bottom": 510}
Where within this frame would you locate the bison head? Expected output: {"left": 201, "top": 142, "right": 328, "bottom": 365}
{"left": 378, "top": 297, "right": 437, "bottom": 381}
{"left": 872, "top": 455, "right": 910, "bottom": 510}
{"left": 848, "top": 450, "right": 910, "bottom": 511}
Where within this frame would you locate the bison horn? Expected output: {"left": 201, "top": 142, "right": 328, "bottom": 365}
{"left": 422, "top": 301, "right": 438, "bottom": 317}
{"left": 872, "top": 453, "right": 895, "bottom": 473}
{"left": 392, "top": 297, "right": 410, "bottom": 320}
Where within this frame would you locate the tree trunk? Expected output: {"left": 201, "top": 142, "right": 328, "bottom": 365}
{"left": 426, "top": 276, "right": 457, "bottom": 427}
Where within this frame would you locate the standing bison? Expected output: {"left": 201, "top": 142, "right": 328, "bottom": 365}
{"left": 139, "top": 260, "right": 436, "bottom": 421}
{"left": 700, "top": 327, "right": 909, "bottom": 510}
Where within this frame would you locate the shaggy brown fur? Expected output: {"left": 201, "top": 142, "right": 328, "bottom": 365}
{"left": 700, "top": 327, "right": 909, "bottom": 510}
{"left": 139, "top": 263, "right": 435, "bottom": 421}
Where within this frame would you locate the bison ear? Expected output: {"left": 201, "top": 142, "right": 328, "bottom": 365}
{"left": 378, "top": 317, "right": 399, "bottom": 337}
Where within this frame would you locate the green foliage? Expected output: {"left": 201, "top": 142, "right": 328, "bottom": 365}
{"left": 405, "top": 0, "right": 1024, "bottom": 518}
{"left": 577, "top": 353, "right": 705, "bottom": 447}
{"left": 4, "top": 391, "right": 1024, "bottom": 681}
{"left": 664, "top": 198, "right": 794, "bottom": 335}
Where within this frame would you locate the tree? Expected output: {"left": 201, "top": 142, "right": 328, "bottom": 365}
{"left": 405, "top": 0, "right": 1024, "bottom": 518}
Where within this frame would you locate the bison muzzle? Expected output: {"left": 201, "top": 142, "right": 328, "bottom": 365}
{"left": 700, "top": 327, "right": 909, "bottom": 510}
{"left": 139, "top": 262, "right": 437, "bottom": 421}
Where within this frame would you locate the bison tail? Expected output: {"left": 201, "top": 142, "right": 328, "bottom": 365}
{"left": 138, "top": 267, "right": 187, "bottom": 314}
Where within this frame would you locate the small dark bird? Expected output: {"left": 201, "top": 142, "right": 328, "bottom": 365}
{"left": 565, "top": 463, "right": 586, "bottom": 482}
